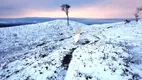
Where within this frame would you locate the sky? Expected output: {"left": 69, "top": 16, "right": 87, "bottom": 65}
{"left": 0, "top": 0, "right": 142, "bottom": 18}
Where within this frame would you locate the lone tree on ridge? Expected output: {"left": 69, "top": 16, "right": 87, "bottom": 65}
{"left": 61, "top": 4, "right": 71, "bottom": 26}
{"left": 134, "top": 6, "right": 142, "bottom": 22}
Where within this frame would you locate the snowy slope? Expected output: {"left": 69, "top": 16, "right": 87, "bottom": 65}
{"left": 0, "top": 20, "right": 142, "bottom": 80}
{"left": 66, "top": 21, "right": 142, "bottom": 80}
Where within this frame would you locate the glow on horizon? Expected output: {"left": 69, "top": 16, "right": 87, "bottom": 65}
{"left": 1, "top": 7, "right": 138, "bottom": 18}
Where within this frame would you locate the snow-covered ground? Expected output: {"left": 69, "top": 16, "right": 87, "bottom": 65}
{"left": 0, "top": 20, "right": 142, "bottom": 80}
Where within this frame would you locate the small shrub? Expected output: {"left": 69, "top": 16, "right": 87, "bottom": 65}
{"left": 125, "top": 19, "right": 131, "bottom": 24}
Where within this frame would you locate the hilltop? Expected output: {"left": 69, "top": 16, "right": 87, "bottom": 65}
{"left": 0, "top": 20, "right": 142, "bottom": 80}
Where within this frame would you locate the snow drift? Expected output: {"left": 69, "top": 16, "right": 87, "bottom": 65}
{"left": 0, "top": 20, "right": 142, "bottom": 80}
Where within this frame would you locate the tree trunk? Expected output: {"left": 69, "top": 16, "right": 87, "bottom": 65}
{"left": 136, "top": 18, "right": 138, "bottom": 22}
{"left": 66, "top": 13, "right": 69, "bottom": 26}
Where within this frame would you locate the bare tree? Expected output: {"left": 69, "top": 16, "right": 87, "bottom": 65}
{"left": 134, "top": 6, "right": 142, "bottom": 22}
{"left": 61, "top": 4, "right": 71, "bottom": 26}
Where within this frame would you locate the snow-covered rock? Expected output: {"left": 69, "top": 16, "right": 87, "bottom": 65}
{"left": 0, "top": 20, "right": 142, "bottom": 80}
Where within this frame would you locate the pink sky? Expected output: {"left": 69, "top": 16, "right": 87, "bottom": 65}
{"left": 0, "top": 0, "right": 142, "bottom": 18}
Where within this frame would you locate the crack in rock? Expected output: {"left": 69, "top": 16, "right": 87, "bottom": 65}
{"left": 62, "top": 47, "right": 77, "bottom": 70}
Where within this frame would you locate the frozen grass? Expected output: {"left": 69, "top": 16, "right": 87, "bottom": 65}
{"left": 0, "top": 20, "right": 142, "bottom": 80}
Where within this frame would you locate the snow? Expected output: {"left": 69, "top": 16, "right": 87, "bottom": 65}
{"left": 0, "top": 20, "right": 142, "bottom": 80}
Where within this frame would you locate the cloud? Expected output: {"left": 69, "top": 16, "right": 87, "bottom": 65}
{"left": 0, "top": 0, "right": 141, "bottom": 18}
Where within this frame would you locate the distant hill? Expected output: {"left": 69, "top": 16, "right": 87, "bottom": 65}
{"left": 0, "top": 17, "right": 136, "bottom": 27}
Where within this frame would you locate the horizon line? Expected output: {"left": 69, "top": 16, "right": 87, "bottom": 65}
{"left": 0, "top": 17, "right": 137, "bottom": 19}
